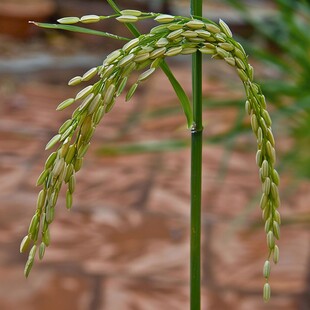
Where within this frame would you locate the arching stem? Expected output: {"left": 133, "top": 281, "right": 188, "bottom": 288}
{"left": 190, "top": 1, "right": 203, "bottom": 310}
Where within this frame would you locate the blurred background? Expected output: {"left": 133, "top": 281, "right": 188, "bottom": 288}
{"left": 0, "top": 0, "right": 309, "bottom": 309}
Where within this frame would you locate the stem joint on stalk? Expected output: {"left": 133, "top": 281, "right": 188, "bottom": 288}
{"left": 191, "top": 123, "right": 204, "bottom": 134}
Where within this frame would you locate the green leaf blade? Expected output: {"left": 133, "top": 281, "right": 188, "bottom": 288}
{"left": 31, "top": 22, "right": 130, "bottom": 41}
{"left": 160, "top": 61, "right": 193, "bottom": 128}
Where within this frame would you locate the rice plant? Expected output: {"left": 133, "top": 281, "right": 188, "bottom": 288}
{"left": 20, "top": 0, "right": 281, "bottom": 306}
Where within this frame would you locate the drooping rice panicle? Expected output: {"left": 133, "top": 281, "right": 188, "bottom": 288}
{"left": 22, "top": 13, "right": 280, "bottom": 301}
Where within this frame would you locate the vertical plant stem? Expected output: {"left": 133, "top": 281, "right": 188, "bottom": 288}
{"left": 108, "top": 0, "right": 202, "bottom": 308}
{"left": 190, "top": 1, "right": 203, "bottom": 310}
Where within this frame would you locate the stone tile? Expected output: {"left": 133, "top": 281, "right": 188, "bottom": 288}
{"left": 72, "top": 152, "right": 163, "bottom": 211}
{"left": 1, "top": 82, "right": 75, "bottom": 132}
{"left": 209, "top": 222, "right": 309, "bottom": 293}
{"left": 147, "top": 151, "right": 191, "bottom": 217}
{"left": 39, "top": 208, "right": 189, "bottom": 282}
{"left": 204, "top": 290, "right": 298, "bottom": 310}
{"left": 0, "top": 131, "right": 41, "bottom": 194}
{"left": 103, "top": 276, "right": 189, "bottom": 310}
{"left": 0, "top": 267, "right": 92, "bottom": 310}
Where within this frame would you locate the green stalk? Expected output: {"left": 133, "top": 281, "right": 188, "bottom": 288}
{"left": 107, "top": 0, "right": 141, "bottom": 37}
{"left": 108, "top": 0, "right": 202, "bottom": 308}
{"left": 190, "top": 1, "right": 203, "bottom": 310}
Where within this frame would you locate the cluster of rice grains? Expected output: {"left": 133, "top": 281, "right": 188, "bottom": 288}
{"left": 21, "top": 10, "right": 280, "bottom": 301}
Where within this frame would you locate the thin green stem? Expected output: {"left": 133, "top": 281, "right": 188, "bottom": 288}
{"left": 190, "top": 1, "right": 203, "bottom": 310}
{"left": 107, "top": 0, "right": 121, "bottom": 13}
{"left": 109, "top": 1, "right": 202, "bottom": 308}
{"left": 107, "top": 0, "right": 140, "bottom": 37}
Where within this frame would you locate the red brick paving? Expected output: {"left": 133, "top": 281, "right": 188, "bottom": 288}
{"left": 0, "top": 60, "right": 309, "bottom": 310}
